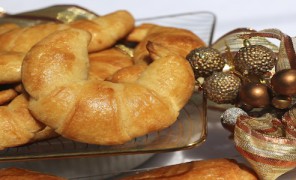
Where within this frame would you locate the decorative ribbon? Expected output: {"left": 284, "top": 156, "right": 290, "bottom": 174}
{"left": 235, "top": 114, "right": 296, "bottom": 180}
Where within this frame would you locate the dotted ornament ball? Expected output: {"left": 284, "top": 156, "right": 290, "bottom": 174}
{"left": 234, "top": 40, "right": 276, "bottom": 76}
{"left": 186, "top": 47, "right": 225, "bottom": 78}
{"left": 204, "top": 72, "right": 241, "bottom": 104}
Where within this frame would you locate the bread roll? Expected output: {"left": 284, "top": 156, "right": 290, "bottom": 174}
{"left": 121, "top": 159, "right": 258, "bottom": 180}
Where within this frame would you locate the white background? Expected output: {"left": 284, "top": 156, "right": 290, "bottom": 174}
{"left": 0, "top": 1, "right": 296, "bottom": 179}
{"left": 1, "top": 0, "right": 296, "bottom": 40}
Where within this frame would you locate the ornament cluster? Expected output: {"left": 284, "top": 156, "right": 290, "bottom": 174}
{"left": 186, "top": 39, "right": 296, "bottom": 112}
{"left": 187, "top": 29, "right": 296, "bottom": 180}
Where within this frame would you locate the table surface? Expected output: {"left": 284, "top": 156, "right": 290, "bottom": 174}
{"left": 1, "top": 1, "right": 296, "bottom": 179}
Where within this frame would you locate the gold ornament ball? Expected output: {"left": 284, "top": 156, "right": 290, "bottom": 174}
{"left": 272, "top": 95, "right": 292, "bottom": 109}
{"left": 204, "top": 72, "right": 241, "bottom": 104}
{"left": 239, "top": 83, "right": 271, "bottom": 108}
{"left": 186, "top": 47, "right": 225, "bottom": 78}
{"left": 234, "top": 40, "right": 276, "bottom": 76}
{"left": 271, "top": 69, "right": 296, "bottom": 96}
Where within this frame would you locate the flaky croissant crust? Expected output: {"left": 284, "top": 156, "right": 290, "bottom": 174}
{"left": 22, "top": 28, "right": 195, "bottom": 145}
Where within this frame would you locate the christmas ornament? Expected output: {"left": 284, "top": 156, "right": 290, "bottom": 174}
{"left": 186, "top": 47, "right": 225, "bottom": 78}
{"left": 271, "top": 69, "right": 296, "bottom": 96}
{"left": 282, "top": 106, "right": 296, "bottom": 139}
{"left": 235, "top": 114, "right": 296, "bottom": 180}
{"left": 210, "top": 28, "right": 296, "bottom": 180}
{"left": 238, "top": 83, "right": 271, "bottom": 108}
{"left": 220, "top": 107, "right": 247, "bottom": 132}
{"left": 271, "top": 95, "right": 292, "bottom": 109}
{"left": 204, "top": 72, "right": 241, "bottom": 104}
{"left": 234, "top": 39, "right": 276, "bottom": 76}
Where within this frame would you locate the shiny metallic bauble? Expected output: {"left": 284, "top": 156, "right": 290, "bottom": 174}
{"left": 234, "top": 42, "right": 276, "bottom": 76}
{"left": 204, "top": 72, "right": 241, "bottom": 104}
{"left": 186, "top": 47, "right": 225, "bottom": 78}
{"left": 239, "top": 83, "right": 271, "bottom": 108}
{"left": 271, "top": 69, "right": 296, "bottom": 96}
{"left": 271, "top": 95, "right": 292, "bottom": 109}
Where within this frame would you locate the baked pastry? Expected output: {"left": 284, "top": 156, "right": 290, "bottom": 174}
{"left": 0, "top": 87, "right": 18, "bottom": 106}
{"left": 21, "top": 28, "right": 195, "bottom": 145}
{"left": 126, "top": 23, "right": 155, "bottom": 42}
{"left": 0, "top": 23, "right": 19, "bottom": 35}
{"left": 132, "top": 25, "right": 206, "bottom": 64}
{"left": 0, "top": 10, "right": 134, "bottom": 84}
{"left": 70, "top": 10, "right": 135, "bottom": 53}
{"left": 111, "top": 24, "right": 206, "bottom": 83}
{"left": 0, "top": 167, "right": 65, "bottom": 180}
{"left": 0, "top": 94, "right": 57, "bottom": 150}
{"left": 0, "top": 51, "right": 26, "bottom": 84}
{"left": 121, "top": 158, "right": 258, "bottom": 180}
{"left": 88, "top": 47, "right": 133, "bottom": 80}
{"left": 109, "top": 64, "right": 147, "bottom": 83}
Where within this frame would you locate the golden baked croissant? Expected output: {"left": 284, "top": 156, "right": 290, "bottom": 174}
{"left": 70, "top": 10, "right": 134, "bottom": 53}
{"left": 0, "top": 10, "right": 134, "bottom": 84}
{"left": 0, "top": 51, "right": 26, "bottom": 84}
{"left": 0, "top": 10, "right": 133, "bottom": 53}
{"left": 132, "top": 25, "right": 206, "bottom": 64}
{"left": 0, "top": 167, "right": 65, "bottom": 180}
{"left": 0, "top": 87, "right": 18, "bottom": 105}
{"left": 110, "top": 24, "right": 206, "bottom": 83}
{"left": 0, "top": 94, "right": 57, "bottom": 150}
{"left": 88, "top": 47, "right": 133, "bottom": 80}
{"left": 121, "top": 159, "right": 258, "bottom": 180}
{"left": 0, "top": 23, "right": 19, "bottom": 35}
{"left": 22, "top": 28, "right": 195, "bottom": 145}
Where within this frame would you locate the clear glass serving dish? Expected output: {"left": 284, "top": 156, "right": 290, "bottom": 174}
{"left": 0, "top": 6, "right": 215, "bottom": 162}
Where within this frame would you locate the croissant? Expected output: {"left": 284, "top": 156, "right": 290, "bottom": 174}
{"left": 121, "top": 159, "right": 258, "bottom": 180}
{"left": 110, "top": 24, "right": 206, "bottom": 83}
{"left": 0, "top": 10, "right": 134, "bottom": 84}
{"left": 0, "top": 51, "right": 26, "bottom": 84}
{"left": 132, "top": 25, "right": 206, "bottom": 64}
{"left": 0, "top": 94, "right": 57, "bottom": 150}
{"left": 0, "top": 23, "right": 19, "bottom": 35}
{"left": 70, "top": 10, "right": 134, "bottom": 53}
{"left": 0, "top": 167, "right": 65, "bottom": 180}
{"left": 22, "top": 28, "right": 195, "bottom": 145}
{"left": 88, "top": 47, "right": 133, "bottom": 80}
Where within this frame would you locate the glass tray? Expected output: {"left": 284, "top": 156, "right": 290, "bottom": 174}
{"left": 0, "top": 92, "right": 207, "bottom": 162}
{"left": 0, "top": 6, "right": 215, "bottom": 162}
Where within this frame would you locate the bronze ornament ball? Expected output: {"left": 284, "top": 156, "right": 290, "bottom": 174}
{"left": 239, "top": 83, "right": 271, "bottom": 108}
{"left": 234, "top": 41, "right": 276, "bottom": 76}
{"left": 271, "top": 95, "right": 292, "bottom": 109}
{"left": 271, "top": 69, "right": 296, "bottom": 96}
{"left": 186, "top": 47, "right": 225, "bottom": 78}
{"left": 204, "top": 71, "right": 241, "bottom": 104}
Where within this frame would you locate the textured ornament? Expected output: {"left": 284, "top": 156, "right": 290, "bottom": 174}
{"left": 186, "top": 47, "right": 225, "bottom": 78}
{"left": 234, "top": 114, "right": 296, "bottom": 180}
{"left": 238, "top": 83, "right": 271, "bottom": 108}
{"left": 234, "top": 39, "right": 276, "bottom": 76}
{"left": 204, "top": 72, "right": 241, "bottom": 104}
{"left": 271, "top": 69, "right": 296, "bottom": 96}
{"left": 282, "top": 108, "right": 296, "bottom": 140}
{"left": 220, "top": 107, "right": 247, "bottom": 132}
